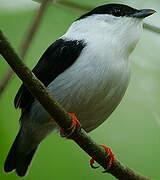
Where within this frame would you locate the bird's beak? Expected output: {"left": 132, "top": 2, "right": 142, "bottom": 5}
{"left": 132, "top": 9, "right": 156, "bottom": 18}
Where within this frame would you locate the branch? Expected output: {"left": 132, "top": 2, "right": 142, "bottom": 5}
{"left": 0, "top": 30, "right": 152, "bottom": 180}
{"left": 143, "top": 22, "right": 160, "bottom": 34}
{"left": 57, "top": 0, "right": 92, "bottom": 12}
{"left": 0, "top": 0, "right": 50, "bottom": 97}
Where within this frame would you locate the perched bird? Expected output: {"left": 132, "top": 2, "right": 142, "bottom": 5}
{"left": 4, "top": 3, "right": 155, "bottom": 177}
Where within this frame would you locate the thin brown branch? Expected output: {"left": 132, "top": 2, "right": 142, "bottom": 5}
{"left": 0, "top": 69, "right": 13, "bottom": 95}
{"left": 19, "top": 0, "right": 51, "bottom": 58}
{"left": 0, "top": 29, "right": 152, "bottom": 180}
{"left": 57, "top": 0, "right": 92, "bottom": 12}
{"left": 0, "top": 0, "right": 50, "bottom": 97}
{"left": 143, "top": 22, "right": 160, "bottom": 34}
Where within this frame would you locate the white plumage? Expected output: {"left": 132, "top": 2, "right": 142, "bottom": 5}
{"left": 28, "top": 14, "right": 143, "bottom": 132}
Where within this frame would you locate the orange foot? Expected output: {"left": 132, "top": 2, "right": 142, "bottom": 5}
{"left": 90, "top": 145, "right": 116, "bottom": 169}
{"left": 60, "top": 113, "right": 81, "bottom": 138}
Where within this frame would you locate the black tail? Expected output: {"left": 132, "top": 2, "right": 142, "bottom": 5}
{"left": 4, "top": 131, "right": 37, "bottom": 177}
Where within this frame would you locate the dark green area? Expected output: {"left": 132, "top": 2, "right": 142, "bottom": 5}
{"left": 0, "top": 1, "right": 160, "bottom": 180}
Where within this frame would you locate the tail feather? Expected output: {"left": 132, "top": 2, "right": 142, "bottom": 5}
{"left": 4, "top": 130, "right": 37, "bottom": 177}
{"left": 15, "top": 148, "right": 37, "bottom": 177}
{"left": 4, "top": 131, "right": 21, "bottom": 173}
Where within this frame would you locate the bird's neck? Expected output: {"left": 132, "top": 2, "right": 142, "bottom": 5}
{"left": 63, "top": 18, "right": 142, "bottom": 60}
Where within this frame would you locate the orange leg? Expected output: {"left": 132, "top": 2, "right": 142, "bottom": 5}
{"left": 60, "top": 113, "right": 81, "bottom": 138}
{"left": 90, "top": 145, "right": 116, "bottom": 169}
{"left": 48, "top": 117, "right": 54, "bottom": 122}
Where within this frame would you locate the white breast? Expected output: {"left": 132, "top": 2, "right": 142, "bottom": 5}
{"left": 28, "top": 14, "right": 143, "bottom": 132}
{"left": 47, "top": 37, "right": 131, "bottom": 132}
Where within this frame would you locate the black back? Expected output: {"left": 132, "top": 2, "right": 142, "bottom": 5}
{"left": 14, "top": 39, "right": 85, "bottom": 111}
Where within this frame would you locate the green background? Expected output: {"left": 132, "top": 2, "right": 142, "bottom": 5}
{"left": 0, "top": 0, "right": 160, "bottom": 179}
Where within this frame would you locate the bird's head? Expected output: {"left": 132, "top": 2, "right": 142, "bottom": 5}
{"left": 66, "top": 4, "right": 156, "bottom": 56}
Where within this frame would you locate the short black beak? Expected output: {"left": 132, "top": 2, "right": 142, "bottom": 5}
{"left": 133, "top": 9, "right": 156, "bottom": 18}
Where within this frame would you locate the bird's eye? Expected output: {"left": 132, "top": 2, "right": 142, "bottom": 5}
{"left": 112, "top": 9, "right": 121, "bottom": 17}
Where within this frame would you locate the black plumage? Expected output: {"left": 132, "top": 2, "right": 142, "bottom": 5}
{"left": 14, "top": 39, "right": 85, "bottom": 111}
{"left": 4, "top": 129, "right": 38, "bottom": 177}
{"left": 77, "top": 3, "right": 139, "bottom": 20}
{"left": 5, "top": 39, "right": 85, "bottom": 176}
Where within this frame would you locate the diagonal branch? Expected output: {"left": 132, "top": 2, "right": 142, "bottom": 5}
{"left": 0, "top": 0, "right": 50, "bottom": 97}
{"left": 0, "top": 29, "right": 152, "bottom": 180}
{"left": 56, "top": 0, "right": 92, "bottom": 12}
{"left": 143, "top": 22, "right": 160, "bottom": 34}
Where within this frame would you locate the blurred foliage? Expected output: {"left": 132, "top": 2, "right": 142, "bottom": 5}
{"left": 0, "top": 0, "right": 160, "bottom": 180}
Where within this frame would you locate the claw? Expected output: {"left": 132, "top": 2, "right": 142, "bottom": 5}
{"left": 101, "top": 145, "right": 116, "bottom": 168}
{"left": 89, "top": 145, "right": 116, "bottom": 171}
{"left": 90, "top": 158, "right": 99, "bottom": 169}
{"left": 60, "top": 113, "right": 81, "bottom": 138}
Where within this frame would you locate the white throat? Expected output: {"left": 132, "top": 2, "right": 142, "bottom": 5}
{"left": 63, "top": 14, "right": 143, "bottom": 59}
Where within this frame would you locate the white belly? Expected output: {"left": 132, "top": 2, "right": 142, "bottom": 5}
{"left": 50, "top": 61, "right": 130, "bottom": 132}
{"left": 28, "top": 46, "right": 131, "bottom": 132}
{"left": 30, "top": 58, "right": 130, "bottom": 131}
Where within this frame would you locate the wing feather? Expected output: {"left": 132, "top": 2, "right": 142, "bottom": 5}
{"left": 14, "top": 38, "right": 85, "bottom": 110}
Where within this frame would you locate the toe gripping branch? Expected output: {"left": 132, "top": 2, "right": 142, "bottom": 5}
{"left": 90, "top": 145, "right": 116, "bottom": 171}
{"left": 60, "top": 113, "right": 81, "bottom": 138}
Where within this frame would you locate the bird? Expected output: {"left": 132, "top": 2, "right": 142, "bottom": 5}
{"left": 4, "top": 3, "right": 155, "bottom": 177}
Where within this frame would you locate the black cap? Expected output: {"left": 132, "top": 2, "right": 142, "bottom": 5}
{"left": 77, "top": 4, "right": 156, "bottom": 20}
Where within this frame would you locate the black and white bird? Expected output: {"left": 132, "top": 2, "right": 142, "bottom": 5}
{"left": 4, "top": 3, "right": 155, "bottom": 177}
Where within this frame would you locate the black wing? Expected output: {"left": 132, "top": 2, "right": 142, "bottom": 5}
{"left": 14, "top": 38, "right": 85, "bottom": 110}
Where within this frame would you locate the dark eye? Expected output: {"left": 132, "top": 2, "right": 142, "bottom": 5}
{"left": 112, "top": 9, "right": 122, "bottom": 17}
